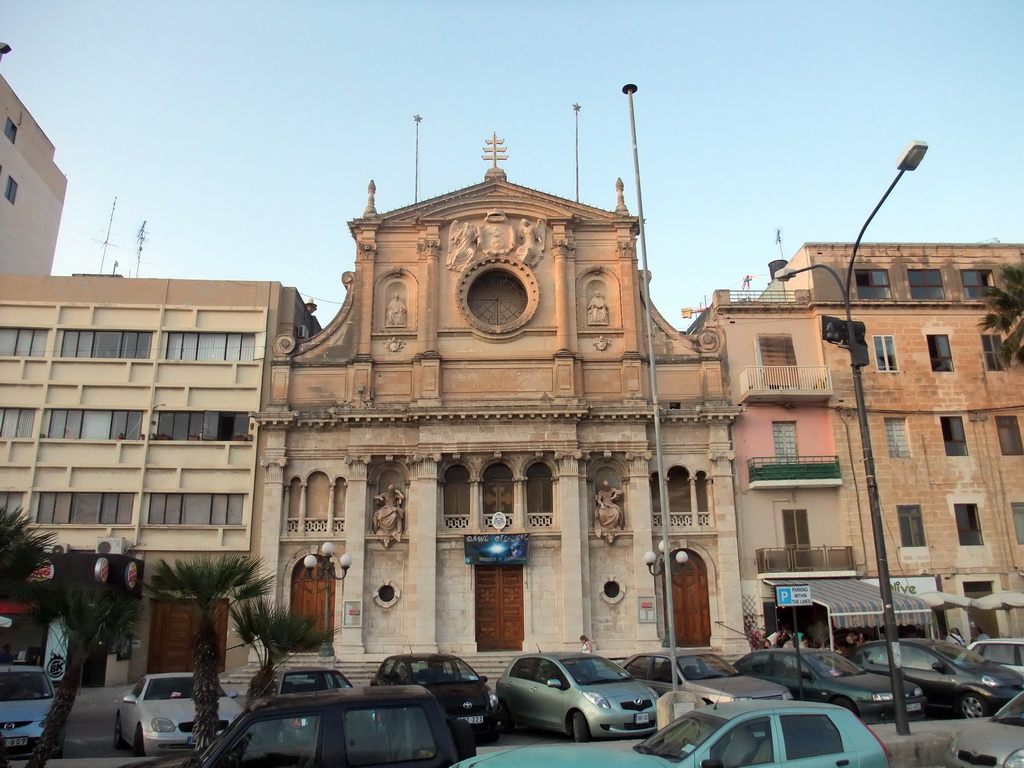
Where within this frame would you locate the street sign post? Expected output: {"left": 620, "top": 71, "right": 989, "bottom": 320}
{"left": 775, "top": 584, "right": 812, "bottom": 701}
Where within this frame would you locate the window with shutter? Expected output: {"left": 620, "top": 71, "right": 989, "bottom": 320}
{"left": 782, "top": 509, "right": 809, "bottom": 548}
{"left": 756, "top": 335, "right": 797, "bottom": 366}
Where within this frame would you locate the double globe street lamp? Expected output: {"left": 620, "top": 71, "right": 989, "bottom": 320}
{"left": 776, "top": 140, "right": 927, "bottom": 736}
{"left": 303, "top": 542, "right": 353, "bottom": 659}
{"left": 644, "top": 543, "right": 689, "bottom": 691}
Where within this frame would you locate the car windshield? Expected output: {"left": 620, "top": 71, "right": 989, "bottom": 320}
{"left": 677, "top": 654, "right": 738, "bottom": 680}
{"left": 0, "top": 671, "right": 52, "bottom": 701}
{"left": 410, "top": 658, "right": 480, "bottom": 685}
{"left": 932, "top": 643, "right": 987, "bottom": 666}
{"left": 563, "top": 656, "right": 632, "bottom": 685}
{"left": 146, "top": 677, "right": 228, "bottom": 700}
{"left": 803, "top": 651, "right": 863, "bottom": 678}
{"left": 994, "top": 693, "right": 1024, "bottom": 724}
{"left": 635, "top": 709, "right": 726, "bottom": 759}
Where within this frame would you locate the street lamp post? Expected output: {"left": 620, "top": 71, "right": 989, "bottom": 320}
{"left": 643, "top": 544, "right": 688, "bottom": 691}
{"left": 776, "top": 140, "right": 927, "bottom": 736}
{"left": 302, "top": 542, "right": 353, "bottom": 660}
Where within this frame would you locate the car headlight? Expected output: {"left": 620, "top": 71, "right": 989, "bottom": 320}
{"left": 781, "top": 691, "right": 794, "bottom": 700}
{"left": 151, "top": 718, "right": 177, "bottom": 733}
{"left": 871, "top": 692, "right": 894, "bottom": 702}
{"left": 582, "top": 691, "right": 611, "bottom": 709}
{"left": 912, "top": 687, "right": 923, "bottom": 698}
{"left": 488, "top": 692, "right": 499, "bottom": 710}
{"left": 1005, "top": 747, "right": 1024, "bottom": 768}
{"left": 981, "top": 675, "right": 1001, "bottom": 687}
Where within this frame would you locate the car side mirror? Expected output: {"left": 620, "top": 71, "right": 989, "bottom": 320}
{"left": 931, "top": 661, "right": 946, "bottom": 673}
{"left": 479, "top": 675, "right": 488, "bottom": 683}
{"left": 801, "top": 671, "right": 814, "bottom": 681}
{"left": 545, "top": 678, "right": 564, "bottom": 689}
{"left": 228, "top": 691, "right": 238, "bottom": 699}
{"left": 122, "top": 694, "right": 138, "bottom": 704}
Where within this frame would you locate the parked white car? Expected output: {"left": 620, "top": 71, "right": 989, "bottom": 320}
{"left": 114, "top": 672, "right": 243, "bottom": 756}
{"left": 968, "top": 638, "right": 1024, "bottom": 675}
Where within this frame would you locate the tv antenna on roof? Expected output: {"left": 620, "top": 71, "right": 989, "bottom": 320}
{"left": 134, "top": 221, "right": 148, "bottom": 278}
{"left": 98, "top": 197, "right": 117, "bottom": 273}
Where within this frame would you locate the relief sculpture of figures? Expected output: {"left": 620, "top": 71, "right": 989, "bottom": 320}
{"left": 594, "top": 479, "right": 624, "bottom": 544}
{"left": 447, "top": 220, "right": 478, "bottom": 270}
{"left": 373, "top": 484, "right": 405, "bottom": 548}
{"left": 385, "top": 292, "right": 407, "bottom": 327}
{"left": 587, "top": 292, "right": 609, "bottom": 325}
{"left": 513, "top": 218, "right": 546, "bottom": 267}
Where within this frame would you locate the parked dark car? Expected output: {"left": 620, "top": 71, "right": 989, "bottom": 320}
{"left": 733, "top": 648, "right": 926, "bottom": 724}
{"left": 621, "top": 651, "right": 792, "bottom": 703}
{"left": 274, "top": 667, "right": 352, "bottom": 695}
{"left": 371, "top": 653, "right": 502, "bottom": 743}
{"left": 495, "top": 652, "right": 658, "bottom": 742}
{"left": 852, "top": 638, "right": 1024, "bottom": 718}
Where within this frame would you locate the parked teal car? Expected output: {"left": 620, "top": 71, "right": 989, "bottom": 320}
{"left": 453, "top": 700, "right": 891, "bottom": 768}
{"left": 732, "top": 648, "right": 926, "bottom": 724}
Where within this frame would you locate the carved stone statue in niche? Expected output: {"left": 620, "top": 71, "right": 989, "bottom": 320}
{"left": 594, "top": 479, "right": 624, "bottom": 544}
{"left": 385, "top": 292, "right": 407, "bottom": 327}
{"left": 513, "top": 218, "right": 546, "bottom": 267}
{"left": 588, "top": 292, "right": 610, "bottom": 325}
{"left": 373, "top": 484, "right": 405, "bottom": 548}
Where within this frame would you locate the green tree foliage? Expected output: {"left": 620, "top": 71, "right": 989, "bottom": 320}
{"left": 24, "top": 588, "right": 143, "bottom": 768}
{"left": 979, "top": 261, "right": 1024, "bottom": 367}
{"left": 230, "top": 597, "right": 331, "bottom": 706}
{"left": 0, "top": 506, "right": 54, "bottom": 584}
{"left": 147, "top": 556, "right": 272, "bottom": 750}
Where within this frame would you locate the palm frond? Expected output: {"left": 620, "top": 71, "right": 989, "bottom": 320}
{"left": 147, "top": 555, "right": 273, "bottom": 618}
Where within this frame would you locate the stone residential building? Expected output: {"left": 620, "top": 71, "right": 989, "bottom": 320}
{"left": 0, "top": 273, "right": 314, "bottom": 683}
{"left": 700, "top": 243, "right": 1024, "bottom": 646}
{"left": 254, "top": 167, "right": 750, "bottom": 661}
{"left": 0, "top": 73, "right": 67, "bottom": 275}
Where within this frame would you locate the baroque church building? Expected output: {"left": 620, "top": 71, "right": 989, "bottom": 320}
{"left": 254, "top": 162, "right": 747, "bottom": 659}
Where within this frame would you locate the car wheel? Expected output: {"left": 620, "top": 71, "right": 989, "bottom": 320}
{"left": 500, "top": 703, "right": 516, "bottom": 734}
{"left": 571, "top": 711, "right": 591, "bottom": 743}
{"left": 114, "top": 713, "right": 128, "bottom": 750}
{"left": 830, "top": 696, "right": 859, "bottom": 716}
{"left": 132, "top": 724, "right": 146, "bottom": 757}
{"left": 958, "top": 692, "right": 989, "bottom": 719}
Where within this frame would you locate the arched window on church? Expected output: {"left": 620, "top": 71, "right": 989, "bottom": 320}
{"left": 667, "top": 466, "right": 692, "bottom": 515}
{"left": 695, "top": 470, "right": 709, "bottom": 513}
{"left": 286, "top": 476, "right": 303, "bottom": 534}
{"left": 304, "top": 472, "right": 330, "bottom": 535}
{"left": 482, "top": 463, "right": 514, "bottom": 528}
{"left": 525, "top": 462, "right": 553, "bottom": 528}
{"left": 443, "top": 465, "right": 470, "bottom": 530}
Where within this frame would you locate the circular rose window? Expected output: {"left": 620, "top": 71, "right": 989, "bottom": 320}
{"left": 457, "top": 258, "right": 539, "bottom": 336}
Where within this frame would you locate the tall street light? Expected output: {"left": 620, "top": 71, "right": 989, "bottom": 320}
{"left": 776, "top": 140, "right": 928, "bottom": 736}
{"left": 623, "top": 83, "right": 680, "bottom": 691}
{"left": 303, "top": 542, "right": 353, "bottom": 659}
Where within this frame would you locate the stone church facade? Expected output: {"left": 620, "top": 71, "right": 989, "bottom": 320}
{"left": 253, "top": 167, "right": 747, "bottom": 660}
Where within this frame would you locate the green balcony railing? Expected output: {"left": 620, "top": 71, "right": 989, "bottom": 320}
{"left": 748, "top": 456, "right": 841, "bottom": 483}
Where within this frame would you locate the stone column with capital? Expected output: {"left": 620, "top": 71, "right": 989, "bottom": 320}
{"left": 259, "top": 453, "right": 288, "bottom": 605}
{"left": 552, "top": 237, "right": 576, "bottom": 353}
{"left": 627, "top": 452, "right": 661, "bottom": 646}
{"left": 555, "top": 452, "right": 588, "bottom": 650}
{"left": 709, "top": 425, "right": 746, "bottom": 655}
{"left": 407, "top": 454, "right": 440, "bottom": 652}
{"left": 339, "top": 456, "right": 370, "bottom": 656}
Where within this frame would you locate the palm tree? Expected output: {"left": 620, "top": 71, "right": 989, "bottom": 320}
{"left": 147, "top": 556, "right": 272, "bottom": 750}
{"left": 0, "top": 506, "right": 54, "bottom": 583}
{"left": 979, "top": 261, "right": 1024, "bottom": 367}
{"left": 229, "top": 597, "right": 331, "bottom": 706}
{"left": 24, "top": 588, "right": 143, "bottom": 768}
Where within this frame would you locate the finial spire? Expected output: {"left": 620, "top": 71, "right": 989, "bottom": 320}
{"left": 363, "top": 180, "right": 377, "bottom": 217}
{"left": 482, "top": 133, "right": 507, "bottom": 181}
{"left": 614, "top": 178, "right": 629, "bottom": 214}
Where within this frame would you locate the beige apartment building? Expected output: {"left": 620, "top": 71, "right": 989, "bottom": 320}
{"left": 254, "top": 168, "right": 751, "bottom": 661}
{"left": 0, "top": 73, "right": 67, "bottom": 275}
{"left": 0, "top": 274, "right": 312, "bottom": 683}
{"left": 701, "top": 243, "right": 1024, "bottom": 646}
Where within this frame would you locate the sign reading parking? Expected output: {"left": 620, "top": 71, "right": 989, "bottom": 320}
{"left": 775, "top": 584, "right": 812, "bottom": 606}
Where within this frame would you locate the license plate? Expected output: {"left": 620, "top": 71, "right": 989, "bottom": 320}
{"left": 187, "top": 736, "right": 194, "bottom": 745}
{"left": 3, "top": 737, "right": 28, "bottom": 747}
{"left": 906, "top": 702, "right": 922, "bottom": 712}
{"left": 459, "top": 716, "right": 483, "bottom": 724}
{"left": 634, "top": 712, "right": 651, "bottom": 725}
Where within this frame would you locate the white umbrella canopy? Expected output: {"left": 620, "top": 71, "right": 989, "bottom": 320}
{"left": 915, "top": 591, "right": 976, "bottom": 610}
{"left": 973, "top": 592, "right": 1024, "bottom": 611}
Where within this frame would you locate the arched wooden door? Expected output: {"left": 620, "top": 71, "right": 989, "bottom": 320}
{"left": 667, "top": 550, "right": 711, "bottom": 647}
{"left": 290, "top": 561, "right": 334, "bottom": 635}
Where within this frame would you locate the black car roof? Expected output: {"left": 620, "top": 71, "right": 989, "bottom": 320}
{"left": 247, "top": 684, "right": 435, "bottom": 714}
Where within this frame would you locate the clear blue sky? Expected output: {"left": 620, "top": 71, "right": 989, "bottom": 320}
{"left": 5, "top": 1, "right": 1022, "bottom": 326}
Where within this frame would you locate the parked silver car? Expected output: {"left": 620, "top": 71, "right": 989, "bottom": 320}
{"left": 495, "top": 652, "right": 657, "bottom": 742}
{"left": 946, "top": 689, "right": 1024, "bottom": 768}
{"left": 621, "top": 651, "right": 793, "bottom": 703}
{"left": 0, "top": 665, "right": 64, "bottom": 759}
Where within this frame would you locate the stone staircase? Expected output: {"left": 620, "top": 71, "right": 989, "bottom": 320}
{"left": 221, "top": 652, "right": 516, "bottom": 690}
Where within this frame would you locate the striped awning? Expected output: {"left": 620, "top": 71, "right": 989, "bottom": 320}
{"left": 767, "top": 577, "right": 933, "bottom": 629}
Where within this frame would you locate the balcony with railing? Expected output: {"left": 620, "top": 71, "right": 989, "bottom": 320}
{"left": 756, "top": 545, "right": 855, "bottom": 574}
{"left": 747, "top": 456, "right": 842, "bottom": 489}
{"left": 738, "top": 365, "right": 832, "bottom": 403}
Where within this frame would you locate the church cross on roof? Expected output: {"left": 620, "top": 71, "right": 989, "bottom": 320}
{"left": 482, "top": 133, "right": 508, "bottom": 181}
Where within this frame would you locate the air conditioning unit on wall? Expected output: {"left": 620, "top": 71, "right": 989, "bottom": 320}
{"left": 45, "top": 542, "right": 73, "bottom": 554}
{"left": 96, "top": 537, "right": 128, "bottom": 555}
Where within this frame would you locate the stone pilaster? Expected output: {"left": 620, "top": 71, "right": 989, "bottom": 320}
{"left": 407, "top": 453, "right": 440, "bottom": 652}
{"left": 259, "top": 452, "right": 287, "bottom": 604}
{"left": 627, "top": 451, "right": 660, "bottom": 646}
{"left": 339, "top": 456, "right": 369, "bottom": 656}
{"left": 709, "top": 425, "right": 745, "bottom": 655}
{"left": 555, "top": 451, "right": 586, "bottom": 649}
